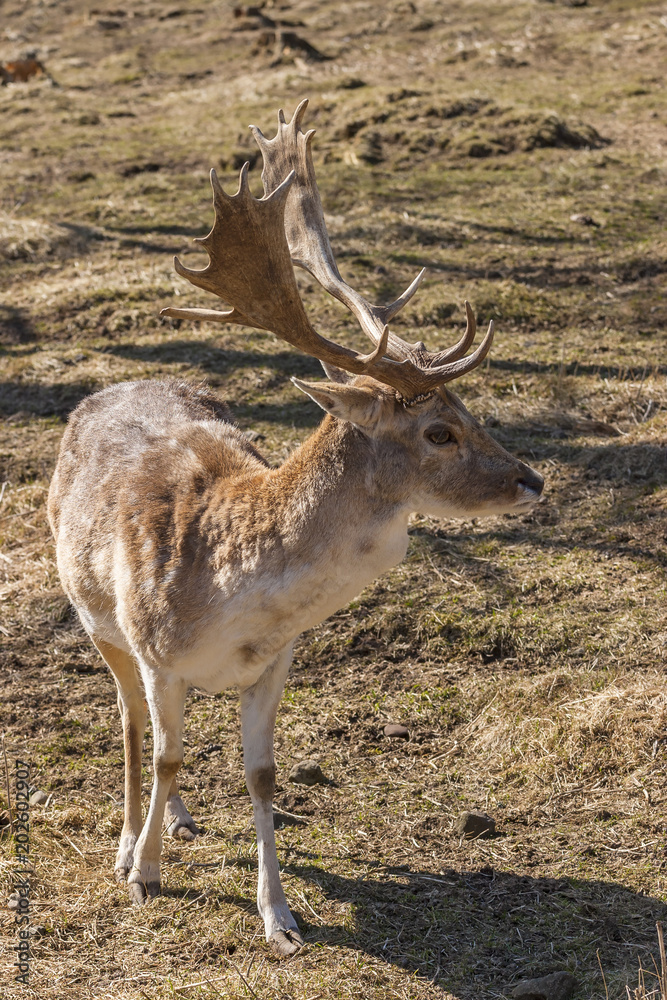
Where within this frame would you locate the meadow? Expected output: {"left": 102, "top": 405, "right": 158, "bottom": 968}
{"left": 1, "top": 1, "right": 666, "bottom": 997}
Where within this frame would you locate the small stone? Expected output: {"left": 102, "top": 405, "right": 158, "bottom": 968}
{"left": 570, "top": 212, "right": 599, "bottom": 226}
{"left": 455, "top": 810, "right": 496, "bottom": 839}
{"left": 288, "top": 760, "right": 326, "bottom": 786}
{"left": 336, "top": 76, "right": 366, "bottom": 90}
{"left": 29, "top": 924, "right": 47, "bottom": 938}
{"left": 383, "top": 723, "right": 409, "bottom": 739}
{"left": 29, "top": 790, "right": 49, "bottom": 806}
{"left": 8, "top": 892, "right": 20, "bottom": 910}
{"left": 512, "top": 971, "right": 578, "bottom": 1000}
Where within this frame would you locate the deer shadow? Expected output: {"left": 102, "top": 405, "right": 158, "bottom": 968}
{"left": 214, "top": 857, "right": 666, "bottom": 999}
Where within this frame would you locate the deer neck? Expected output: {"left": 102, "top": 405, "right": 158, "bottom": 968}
{"left": 175, "top": 416, "right": 412, "bottom": 688}
{"left": 268, "top": 414, "right": 411, "bottom": 574}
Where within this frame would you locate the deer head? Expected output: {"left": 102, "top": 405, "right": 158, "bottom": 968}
{"left": 162, "top": 99, "right": 543, "bottom": 517}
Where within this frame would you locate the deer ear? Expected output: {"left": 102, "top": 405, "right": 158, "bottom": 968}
{"left": 319, "top": 360, "right": 353, "bottom": 384}
{"left": 291, "top": 377, "right": 382, "bottom": 428}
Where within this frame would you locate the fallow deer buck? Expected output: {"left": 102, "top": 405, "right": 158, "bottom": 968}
{"left": 48, "top": 100, "right": 544, "bottom": 956}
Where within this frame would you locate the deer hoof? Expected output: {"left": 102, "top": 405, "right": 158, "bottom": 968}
{"left": 268, "top": 928, "right": 304, "bottom": 957}
{"left": 164, "top": 795, "right": 200, "bottom": 841}
{"left": 128, "top": 879, "right": 161, "bottom": 905}
{"left": 169, "top": 821, "right": 197, "bottom": 842}
{"left": 114, "top": 866, "right": 129, "bottom": 883}
{"left": 128, "top": 881, "right": 148, "bottom": 905}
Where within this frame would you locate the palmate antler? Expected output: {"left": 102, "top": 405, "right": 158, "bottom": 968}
{"left": 161, "top": 100, "right": 494, "bottom": 401}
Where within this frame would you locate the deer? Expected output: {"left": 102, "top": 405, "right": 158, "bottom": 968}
{"left": 47, "top": 100, "right": 544, "bottom": 956}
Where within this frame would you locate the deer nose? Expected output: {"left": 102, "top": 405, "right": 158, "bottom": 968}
{"left": 516, "top": 465, "right": 544, "bottom": 496}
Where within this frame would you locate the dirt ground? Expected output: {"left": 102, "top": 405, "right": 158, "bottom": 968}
{"left": 1, "top": 1, "right": 666, "bottom": 998}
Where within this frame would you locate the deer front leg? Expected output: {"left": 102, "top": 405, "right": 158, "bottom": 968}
{"left": 241, "top": 648, "right": 304, "bottom": 956}
{"left": 164, "top": 776, "right": 199, "bottom": 841}
{"left": 92, "top": 639, "right": 147, "bottom": 882}
{"left": 128, "top": 671, "right": 188, "bottom": 904}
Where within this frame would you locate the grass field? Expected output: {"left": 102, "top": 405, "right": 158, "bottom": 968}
{"left": 1, "top": 1, "right": 666, "bottom": 997}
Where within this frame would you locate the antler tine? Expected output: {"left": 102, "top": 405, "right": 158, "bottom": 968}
{"left": 161, "top": 165, "right": 427, "bottom": 396}
{"left": 250, "top": 99, "right": 427, "bottom": 360}
{"left": 421, "top": 319, "right": 495, "bottom": 391}
{"left": 423, "top": 300, "right": 477, "bottom": 367}
{"left": 161, "top": 302, "right": 270, "bottom": 329}
{"left": 376, "top": 268, "right": 427, "bottom": 325}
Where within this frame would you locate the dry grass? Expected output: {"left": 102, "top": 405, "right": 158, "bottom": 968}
{"left": 618, "top": 923, "right": 667, "bottom": 1000}
{"left": 0, "top": 212, "right": 77, "bottom": 263}
{"left": 1, "top": 0, "right": 667, "bottom": 997}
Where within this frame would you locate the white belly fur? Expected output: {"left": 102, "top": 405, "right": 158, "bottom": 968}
{"left": 171, "top": 514, "right": 410, "bottom": 692}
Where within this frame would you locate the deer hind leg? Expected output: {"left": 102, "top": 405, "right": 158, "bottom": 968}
{"left": 92, "top": 639, "right": 147, "bottom": 883}
{"left": 164, "top": 775, "right": 199, "bottom": 841}
{"left": 127, "top": 670, "right": 188, "bottom": 904}
{"left": 241, "top": 647, "right": 304, "bottom": 956}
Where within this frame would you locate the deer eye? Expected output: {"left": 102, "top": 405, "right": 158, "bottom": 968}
{"left": 425, "top": 426, "right": 453, "bottom": 446}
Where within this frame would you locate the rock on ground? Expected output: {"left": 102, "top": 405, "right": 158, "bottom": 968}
{"left": 455, "top": 810, "right": 496, "bottom": 839}
{"left": 512, "top": 971, "right": 578, "bottom": 1000}
{"left": 383, "top": 723, "right": 409, "bottom": 739}
{"left": 288, "top": 760, "right": 327, "bottom": 786}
